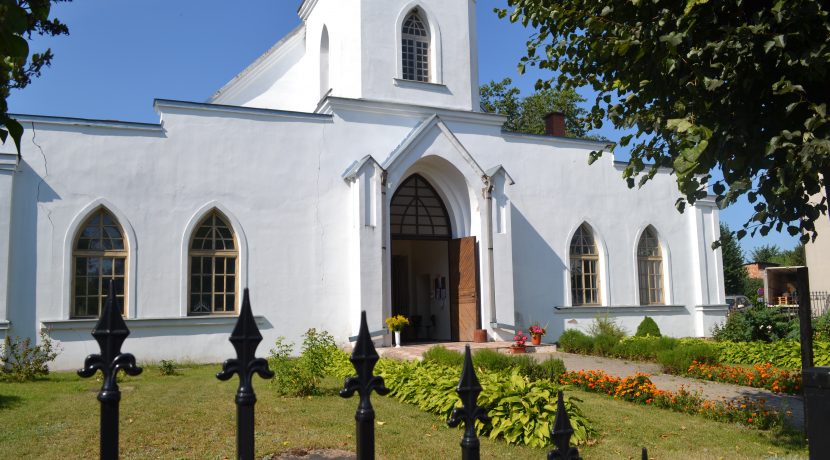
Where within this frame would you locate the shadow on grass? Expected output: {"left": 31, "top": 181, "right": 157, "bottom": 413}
{"left": 0, "top": 394, "right": 22, "bottom": 410}
{"left": 769, "top": 427, "right": 808, "bottom": 451}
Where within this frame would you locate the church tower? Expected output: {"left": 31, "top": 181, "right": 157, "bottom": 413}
{"left": 213, "top": 0, "right": 480, "bottom": 113}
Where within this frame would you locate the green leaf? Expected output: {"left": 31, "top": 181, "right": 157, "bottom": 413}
{"left": 667, "top": 118, "right": 693, "bottom": 133}
{"left": 704, "top": 78, "right": 724, "bottom": 91}
{"left": 1, "top": 118, "right": 24, "bottom": 156}
{"left": 684, "top": 0, "right": 710, "bottom": 14}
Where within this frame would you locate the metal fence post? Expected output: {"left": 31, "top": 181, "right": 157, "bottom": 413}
{"left": 803, "top": 367, "right": 830, "bottom": 458}
{"left": 448, "top": 345, "right": 490, "bottom": 460}
{"left": 77, "top": 280, "right": 143, "bottom": 460}
{"left": 340, "top": 311, "right": 390, "bottom": 460}
{"left": 217, "top": 289, "right": 275, "bottom": 460}
{"left": 548, "top": 391, "right": 581, "bottom": 460}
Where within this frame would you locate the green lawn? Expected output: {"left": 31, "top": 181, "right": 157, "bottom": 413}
{"left": 0, "top": 364, "right": 808, "bottom": 459}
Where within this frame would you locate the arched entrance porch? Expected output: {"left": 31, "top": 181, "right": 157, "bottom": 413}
{"left": 389, "top": 173, "right": 480, "bottom": 342}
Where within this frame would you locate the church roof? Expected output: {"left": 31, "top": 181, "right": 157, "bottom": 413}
{"left": 208, "top": 24, "right": 305, "bottom": 104}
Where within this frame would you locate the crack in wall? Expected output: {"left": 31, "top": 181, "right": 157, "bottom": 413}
{"left": 31, "top": 123, "right": 54, "bottom": 233}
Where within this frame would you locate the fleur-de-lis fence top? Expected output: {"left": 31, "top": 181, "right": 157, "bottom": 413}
{"left": 216, "top": 289, "right": 274, "bottom": 401}
{"left": 340, "top": 311, "right": 390, "bottom": 405}
{"left": 448, "top": 345, "right": 490, "bottom": 442}
{"left": 78, "top": 280, "right": 142, "bottom": 398}
{"left": 548, "top": 391, "right": 581, "bottom": 460}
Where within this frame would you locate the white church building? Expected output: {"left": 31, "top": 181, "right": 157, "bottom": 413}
{"left": 0, "top": 0, "right": 726, "bottom": 369}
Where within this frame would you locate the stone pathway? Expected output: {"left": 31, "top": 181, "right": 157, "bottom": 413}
{"left": 376, "top": 342, "right": 805, "bottom": 429}
{"left": 545, "top": 351, "right": 804, "bottom": 428}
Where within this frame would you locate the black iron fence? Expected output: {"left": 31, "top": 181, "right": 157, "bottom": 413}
{"left": 77, "top": 284, "right": 674, "bottom": 460}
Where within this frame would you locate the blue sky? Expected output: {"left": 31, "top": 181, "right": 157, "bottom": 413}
{"left": 8, "top": 0, "right": 799, "bottom": 255}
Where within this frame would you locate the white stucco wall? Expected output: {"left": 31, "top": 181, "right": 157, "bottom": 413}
{"left": 3, "top": 1, "right": 729, "bottom": 370}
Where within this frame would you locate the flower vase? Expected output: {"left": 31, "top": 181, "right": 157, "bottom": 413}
{"left": 510, "top": 345, "right": 526, "bottom": 354}
{"left": 531, "top": 334, "right": 542, "bottom": 346}
{"left": 394, "top": 330, "right": 401, "bottom": 348}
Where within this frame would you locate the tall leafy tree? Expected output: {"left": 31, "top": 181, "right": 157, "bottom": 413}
{"left": 498, "top": 0, "right": 830, "bottom": 243}
{"left": 749, "top": 244, "right": 783, "bottom": 264}
{"left": 480, "top": 78, "right": 589, "bottom": 137}
{"left": 720, "top": 223, "right": 748, "bottom": 295}
{"left": 1, "top": 0, "right": 69, "bottom": 156}
{"left": 750, "top": 243, "right": 806, "bottom": 265}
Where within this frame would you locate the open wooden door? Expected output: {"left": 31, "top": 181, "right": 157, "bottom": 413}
{"left": 449, "top": 236, "right": 480, "bottom": 341}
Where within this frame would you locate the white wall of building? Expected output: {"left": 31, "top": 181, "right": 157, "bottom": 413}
{"left": 2, "top": 1, "right": 727, "bottom": 370}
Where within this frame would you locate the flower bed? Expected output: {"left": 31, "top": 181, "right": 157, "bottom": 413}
{"left": 685, "top": 361, "right": 801, "bottom": 394}
{"left": 559, "top": 370, "right": 787, "bottom": 430}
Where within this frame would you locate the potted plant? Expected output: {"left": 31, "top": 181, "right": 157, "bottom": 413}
{"left": 529, "top": 323, "right": 547, "bottom": 346}
{"left": 385, "top": 314, "right": 410, "bottom": 348}
{"left": 511, "top": 331, "right": 528, "bottom": 354}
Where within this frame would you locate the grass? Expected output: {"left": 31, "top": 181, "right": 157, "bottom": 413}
{"left": 0, "top": 364, "right": 808, "bottom": 459}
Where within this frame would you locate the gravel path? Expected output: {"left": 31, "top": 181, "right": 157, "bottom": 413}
{"left": 375, "top": 342, "right": 804, "bottom": 429}
{"left": 539, "top": 351, "right": 805, "bottom": 429}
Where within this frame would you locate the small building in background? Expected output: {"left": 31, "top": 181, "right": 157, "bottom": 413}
{"left": 743, "top": 261, "right": 780, "bottom": 280}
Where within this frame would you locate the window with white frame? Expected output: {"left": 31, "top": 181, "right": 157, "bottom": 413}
{"left": 189, "top": 211, "right": 238, "bottom": 315}
{"left": 401, "top": 10, "right": 430, "bottom": 82}
{"left": 72, "top": 208, "right": 127, "bottom": 318}
{"left": 637, "top": 226, "right": 664, "bottom": 305}
{"left": 570, "top": 223, "right": 601, "bottom": 306}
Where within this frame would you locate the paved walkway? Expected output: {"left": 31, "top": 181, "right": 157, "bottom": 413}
{"left": 378, "top": 342, "right": 805, "bottom": 429}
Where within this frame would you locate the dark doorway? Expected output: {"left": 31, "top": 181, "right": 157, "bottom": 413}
{"left": 389, "top": 174, "right": 479, "bottom": 342}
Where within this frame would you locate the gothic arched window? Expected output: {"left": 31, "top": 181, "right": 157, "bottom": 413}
{"left": 72, "top": 208, "right": 128, "bottom": 318}
{"left": 189, "top": 211, "right": 238, "bottom": 315}
{"left": 401, "top": 10, "right": 430, "bottom": 82}
{"left": 638, "top": 226, "right": 664, "bottom": 305}
{"left": 570, "top": 223, "right": 601, "bottom": 306}
{"left": 390, "top": 174, "right": 450, "bottom": 239}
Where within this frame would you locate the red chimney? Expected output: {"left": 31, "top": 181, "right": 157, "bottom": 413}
{"left": 544, "top": 112, "right": 566, "bottom": 137}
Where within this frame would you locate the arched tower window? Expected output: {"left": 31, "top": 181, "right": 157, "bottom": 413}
{"left": 189, "top": 210, "right": 238, "bottom": 315}
{"left": 401, "top": 9, "right": 430, "bottom": 82}
{"left": 638, "top": 226, "right": 664, "bottom": 305}
{"left": 570, "top": 223, "right": 601, "bottom": 306}
{"left": 390, "top": 174, "right": 450, "bottom": 239}
{"left": 320, "top": 26, "right": 330, "bottom": 99}
{"left": 72, "top": 208, "right": 128, "bottom": 318}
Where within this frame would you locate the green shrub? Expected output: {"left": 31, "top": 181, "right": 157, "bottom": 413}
{"left": 611, "top": 336, "right": 679, "bottom": 361}
{"left": 526, "top": 356, "right": 567, "bottom": 381}
{"left": 657, "top": 342, "right": 719, "bottom": 374}
{"left": 635, "top": 317, "right": 661, "bottom": 337}
{"left": 715, "top": 339, "right": 830, "bottom": 368}
{"left": 378, "top": 359, "right": 595, "bottom": 447}
{"left": 587, "top": 315, "right": 626, "bottom": 356}
{"left": 589, "top": 314, "right": 626, "bottom": 340}
{"left": 592, "top": 333, "right": 620, "bottom": 356}
{"left": 0, "top": 331, "right": 60, "bottom": 382}
{"left": 814, "top": 312, "right": 830, "bottom": 341}
{"left": 558, "top": 329, "right": 594, "bottom": 354}
{"left": 422, "top": 345, "right": 465, "bottom": 367}
{"left": 269, "top": 337, "right": 314, "bottom": 396}
{"left": 268, "top": 329, "right": 339, "bottom": 397}
{"left": 158, "top": 359, "right": 178, "bottom": 376}
{"left": 712, "top": 306, "right": 792, "bottom": 342}
{"left": 474, "top": 349, "right": 533, "bottom": 374}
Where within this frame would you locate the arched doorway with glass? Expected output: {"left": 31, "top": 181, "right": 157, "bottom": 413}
{"left": 390, "top": 173, "right": 480, "bottom": 343}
